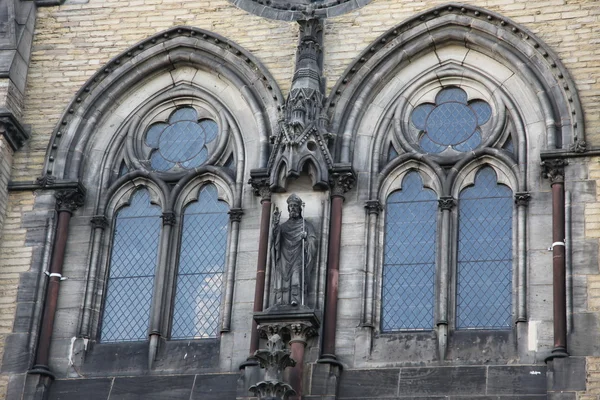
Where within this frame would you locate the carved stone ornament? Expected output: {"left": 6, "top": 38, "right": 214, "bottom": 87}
{"left": 514, "top": 192, "right": 531, "bottom": 207}
{"left": 230, "top": 0, "right": 371, "bottom": 22}
{"left": 271, "top": 194, "right": 318, "bottom": 307}
{"left": 289, "top": 322, "right": 317, "bottom": 344}
{"left": 365, "top": 200, "right": 383, "bottom": 215}
{"left": 541, "top": 159, "right": 568, "bottom": 184}
{"left": 36, "top": 174, "right": 57, "bottom": 187}
{"left": 267, "top": 19, "right": 338, "bottom": 191}
{"left": 329, "top": 165, "right": 356, "bottom": 198}
{"left": 0, "top": 113, "right": 30, "bottom": 151}
{"left": 249, "top": 380, "right": 296, "bottom": 400}
{"left": 161, "top": 212, "right": 176, "bottom": 226}
{"left": 249, "top": 169, "right": 272, "bottom": 201}
{"left": 438, "top": 196, "right": 456, "bottom": 211}
{"left": 90, "top": 215, "right": 109, "bottom": 229}
{"left": 229, "top": 208, "right": 244, "bottom": 222}
{"left": 569, "top": 138, "right": 588, "bottom": 153}
{"left": 55, "top": 188, "right": 86, "bottom": 213}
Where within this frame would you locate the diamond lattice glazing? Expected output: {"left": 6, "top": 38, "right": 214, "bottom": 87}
{"left": 382, "top": 172, "right": 437, "bottom": 331}
{"left": 457, "top": 168, "right": 513, "bottom": 329}
{"left": 101, "top": 189, "right": 161, "bottom": 342}
{"left": 171, "top": 184, "right": 229, "bottom": 339}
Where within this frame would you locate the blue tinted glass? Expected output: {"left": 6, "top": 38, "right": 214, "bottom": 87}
{"left": 101, "top": 189, "right": 161, "bottom": 342}
{"left": 145, "top": 107, "right": 218, "bottom": 171}
{"left": 457, "top": 168, "right": 513, "bottom": 329}
{"left": 436, "top": 87, "right": 468, "bottom": 103}
{"left": 411, "top": 104, "right": 435, "bottom": 129}
{"left": 503, "top": 137, "right": 514, "bottom": 153}
{"left": 382, "top": 172, "right": 437, "bottom": 331}
{"left": 172, "top": 184, "right": 229, "bottom": 339}
{"left": 427, "top": 102, "right": 477, "bottom": 145}
{"left": 470, "top": 100, "right": 492, "bottom": 125}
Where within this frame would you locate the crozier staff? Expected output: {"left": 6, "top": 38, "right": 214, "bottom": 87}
{"left": 271, "top": 194, "right": 317, "bottom": 306}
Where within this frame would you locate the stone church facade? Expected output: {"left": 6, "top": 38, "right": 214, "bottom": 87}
{"left": 0, "top": 0, "right": 600, "bottom": 399}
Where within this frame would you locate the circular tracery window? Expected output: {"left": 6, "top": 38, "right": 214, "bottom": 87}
{"left": 144, "top": 107, "right": 218, "bottom": 171}
{"left": 411, "top": 87, "right": 492, "bottom": 154}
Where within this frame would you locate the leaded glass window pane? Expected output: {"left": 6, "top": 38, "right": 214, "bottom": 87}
{"left": 145, "top": 107, "right": 218, "bottom": 172}
{"left": 382, "top": 172, "right": 437, "bottom": 331}
{"left": 101, "top": 189, "right": 161, "bottom": 342}
{"left": 457, "top": 167, "right": 513, "bottom": 329}
{"left": 171, "top": 184, "right": 229, "bottom": 339}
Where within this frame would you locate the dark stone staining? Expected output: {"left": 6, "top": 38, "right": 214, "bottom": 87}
{"left": 48, "top": 378, "right": 113, "bottom": 400}
{"left": 338, "top": 369, "right": 400, "bottom": 398}
{"left": 110, "top": 375, "right": 195, "bottom": 400}
{"left": 487, "top": 366, "right": 547, "bottom": 395}
{"left": 398, "top": 367, "right": 486, "bottom": 396}
{"left": 548, "top": 357, "right": 586, "bottom": 391}
{"left": 191, "top": 374, "right": 238, "bottom": 400}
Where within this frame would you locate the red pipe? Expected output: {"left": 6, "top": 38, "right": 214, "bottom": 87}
{"left": 551, "top": 180, "right": 568, "bottom": 356}
{"left": 32, "top": 208, "right": 72, "bottom": 372}
{"left": 249, "top": 198, "right": 272, "bottom": 356}
{"left": 289, "top": 339, "right": 306, "bottom": 398}
{"left": 321, "top": 195, "right": 343, "bottom": 358}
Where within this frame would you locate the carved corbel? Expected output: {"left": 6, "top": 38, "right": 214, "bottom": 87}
{"left": 90, "top": 215, "right": 109, "bottom": 230}
{"left": 514, "top": 192, "right": 531, "bottom": 207}
{"left": 55, "top": 186, "right": 86, "bottom": 213}
{"left": 541, "top": 159, "right": 568, "bottom": 184}
{"left": 249, "top": 169, "right": 272, "bottom": 202}
{"left": 329, "top": 164, "right": 356, "bottom": 198}
{"left": 228, "top": 208, "right": 244, "bottom": 222}
{"left": 161, "top": 212, "right": 176, "bottom": 226}
{"left": 365, "top": 200, "right": 383, "bottom": 215}
{"left": 438, "top": 196, "right": 456, "bottom": 211}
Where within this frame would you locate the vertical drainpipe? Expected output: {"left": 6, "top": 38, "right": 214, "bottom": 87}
{"left": 320, "top": 167, "right": 355, "bottom": 363}
{"left": 244, "top": 174, "right": 272, "bottom": 364}
{"left": 542, "top": 159, "right": 569, "bottom": 359}
{"left": 30, "top": 186, "right": 85, "bottom": 376}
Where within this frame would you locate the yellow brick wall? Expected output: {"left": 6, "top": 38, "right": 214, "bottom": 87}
{"left": 2, "top": 0, "right": 600, "bottom": 397}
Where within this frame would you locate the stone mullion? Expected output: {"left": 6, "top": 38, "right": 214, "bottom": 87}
{"left": 437, "top": 196, "right": 455, "bottom": 361}
{"left": 78, "top": 215, "right": 108, "bottom": 338}
{"left": 362, "top": 200, "right": 382, "bottom": 327}
{"left": 222, "top": 208, "right": 244, "bottom": 332}
{"left": 515, "top": 192, "right": 531, "bottom": 323}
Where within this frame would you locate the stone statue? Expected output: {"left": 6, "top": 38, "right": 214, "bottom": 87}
{"left": 271, "top": 194, "right": 318, "bottom": 306}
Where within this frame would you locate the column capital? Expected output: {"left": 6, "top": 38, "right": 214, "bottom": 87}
{"left": 249, "top": 169, "right": 272, "bottom": 202}
{"left": 229, "top": 208, "right": 244, "bottom": 222}
{"left": 541, "top": 159, "right": 568, "bottom": 184}
{"left": 438, "top": 196, "right": 456, "bottom": 211}
{"left": 329, "top": 164, "right": 356, "bottom": 198}
{"left": 161, "top": 211, "right": 176, "bottom": 226}
{"left": 90, "top": 215, "right": 108, "bottom": 229}
{"left": 514, "top": 192, "right": 531, "bottom": 207}
{"left": 365, "top": 200, "right": 382, "bottom": 215}
{"left": 55, "top": 186, "right": 86, "bottom": 213}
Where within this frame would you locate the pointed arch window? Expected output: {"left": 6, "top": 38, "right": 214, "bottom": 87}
{"left": 171, "top": 184, "right": 230, "bottom": 339}
{"left": 382, "top": 172, "right": 437, "bottom": 331}
{"left": 457, "top": 167, "right": 513, "bottom": 329}
{"left": 101, "top": 189, "right": 162, "bottom": 342}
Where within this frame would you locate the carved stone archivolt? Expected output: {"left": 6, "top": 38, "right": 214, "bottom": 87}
{"left": 230, "top": 0, "right": 372, "bottom": 22}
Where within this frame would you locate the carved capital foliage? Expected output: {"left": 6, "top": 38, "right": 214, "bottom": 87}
{"left": 514, "top": 192, "right": 531, "bottom": 207}
{"left": 0, "top": 113, "right": 30, "bottom": 151}
{"left": 438, "top": 196, "right": 456, "bottom": 211}
{"left": 289, "top": 322, "right": 317, "bottom": 344}
{"left": 229, "top": 208, "right": 244, "bottom": 222}
{"left": 541, "top": 159, "right": 568, "bottom": 184}
{"left": 161, "top": 212, "right": 176, "bottom": 226}
{"left": 90, "top": 215, "right": 108, "bottom": 229}
{"left": 55, "top": 188, "right": 85, "bottom": 213}
{"left": 365, "top": 200, "right": 383, "bottom": 215}
{"left": 249, "top": 170, "right": 272, "bottom": 201}
{"left": 249, "top": 381, "right": 296, "bottom": 400}
{"left": 329, "top": 166, "right": 356, "bottom": 198}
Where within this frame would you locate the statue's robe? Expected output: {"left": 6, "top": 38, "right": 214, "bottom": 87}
{"left": 272, "top": 217, "right": 317, "bottom": 305}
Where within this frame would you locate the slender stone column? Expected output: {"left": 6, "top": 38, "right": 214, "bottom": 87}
{"left": 320, "top": 169, "right": 355, "bottom": 361}
{"left": 542, "top": 159, "right": 569, "bottom": 359}
{"left": 222, "top": 208, "right": 244, "bottom": 332}
{"left": 78, "top": 215, "right": 108, "bottom": 337}
{"left": 514, "top": 192, "right": 531, "bottom": 323}
{"left": 362, "top": 200, "right": 381, "bottom": 327}
{"left": 247, "top": 175, "right": 273, "bottom": 360}
{"left": 31, "top": 186, "right": 85, "bottom": 375}
{"left": 437, "top": 196, "right": 455, "bottom": 361}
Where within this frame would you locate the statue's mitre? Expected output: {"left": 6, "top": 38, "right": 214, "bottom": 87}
{"left": 287, "top": 193, "right": 302, "bottom": 205}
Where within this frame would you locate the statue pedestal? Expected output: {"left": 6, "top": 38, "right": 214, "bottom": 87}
{"left": 252, "top": 306, "right": 321, "bottom": 399}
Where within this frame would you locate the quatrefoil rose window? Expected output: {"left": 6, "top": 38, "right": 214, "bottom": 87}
{"left": 411, "top": 87, "right": 492, "bottom": 153}
{"left": 144, "top": 107, "right": 218, "bottom": 172}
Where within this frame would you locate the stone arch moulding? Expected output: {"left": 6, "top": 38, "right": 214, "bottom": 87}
{"left": 326, "top": 3, "right": 585, "bottom": 164}
{"left": 42, "top": 26, "right": 284, "bottom": 183}
{"left": 230, "top": 0, "right": 373, "bottom": 21}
